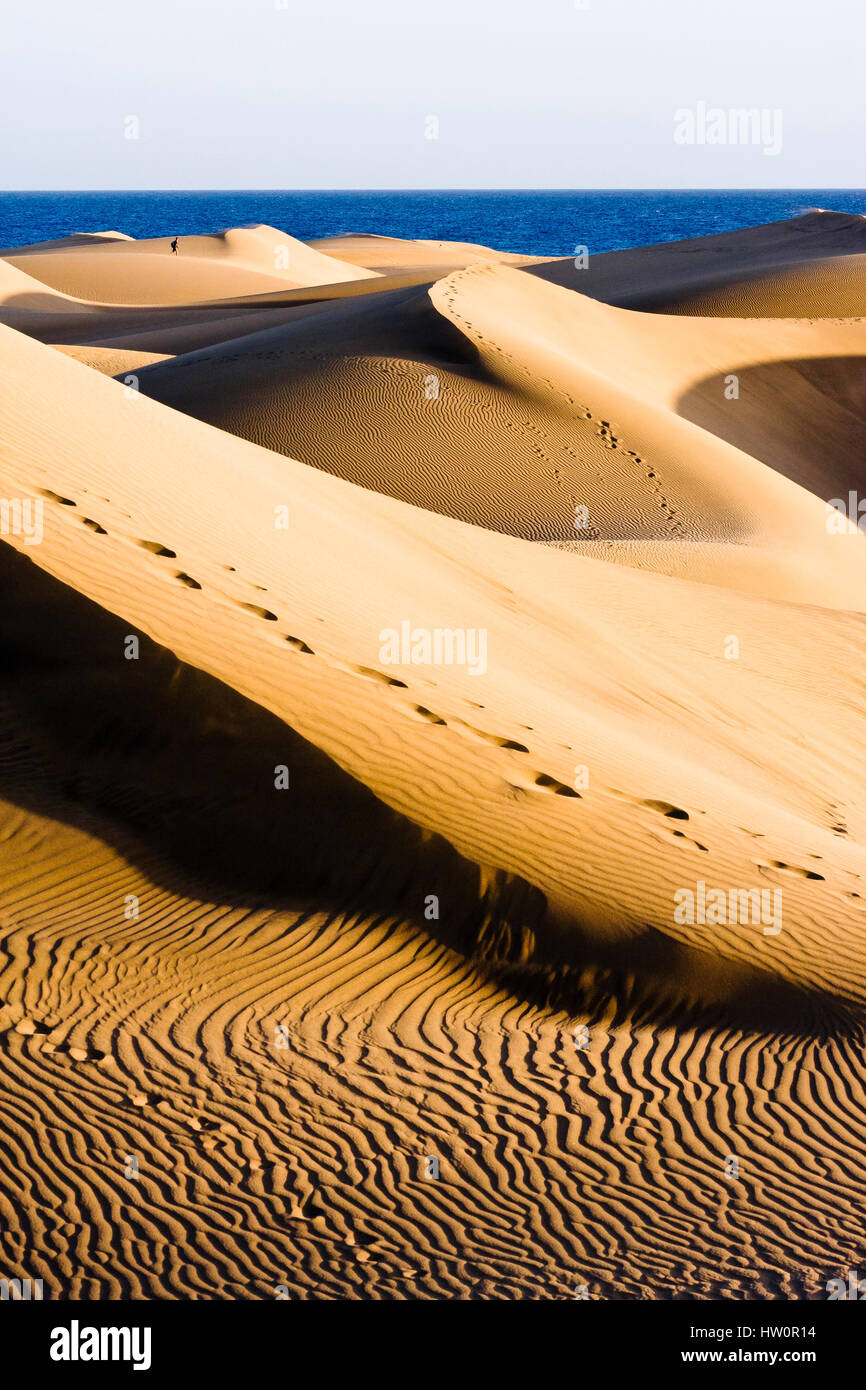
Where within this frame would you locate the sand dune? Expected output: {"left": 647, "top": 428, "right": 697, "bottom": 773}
{"left": 0, "top": 229, "right": 133, "bottom": 255}
{"left": 529, "top": 210, "right": 866, "bottom": 315}
{"left": 1, "top": 212, "right": 866, "bottom": 1301}
{"left": 2, "top": 319, "right": 865, "bottom": 985}
{"left": 308, "top": 231, "right": 545, "bottom": 277}
{"left": 127, "top": 262, "right": 866, "bottom": 605}
{"left": 51, "top": 344, "right": 172, "bottom": 376}
{"left": 0, "top": 249, "right": 440, "bottom": 353}
{"left": 0, "top": 256, "right": 97, "bottom": 314}
{"left": 2, "top": 224, "right": 379, "bottom": 305}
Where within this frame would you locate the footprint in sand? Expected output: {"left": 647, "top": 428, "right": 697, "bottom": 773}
{"left": 11, "top": 1016, "right": 54, "bottom": 1037}
{"left": 639, "top": 798, "right": 690, "bottom": 821}
{"left": 509, "top": 771, "right": 581, "bottom": 798}
{"left": 53, "top": 1042, "right": 107, "bottom": 1063}
{"left": 757, "top": 860, "right": 825, "bottom": 881}
{"left": 237, "top": 602, "right": 278, "bottom": 621}
{"left": 126, "top": 1091, "right": 152, "bottom": 1108}
{"left": 406, "top": 704, "right": 447, "bottom": 725}
{"left": 137, "top": 540, "right": 177, "bottom": 557}
{"left": 456, "top": 724, "right": 529, "bottom": 752}
{"left": 671, "top": 829, "right": 709, "bottom": 852}
{"left": 340, "top": 663, "right": 408, "bottom": 688}
{"left": 40, "top": 488, "right": 76, "bottom": 506}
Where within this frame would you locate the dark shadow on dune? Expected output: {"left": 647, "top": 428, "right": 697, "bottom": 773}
{"left": 123, "top": 285, "right": 508, "bottom": 512}
{"left": 522, "top": 252, "right": 823, "bottom": 314}
{"left": 485, "top": 934, "right": 863, "bottom": 1042}
{"left": 0, "top": 291, "right": 309, "bottom": 346}
{"left": 0, "top": 543, "right": 859, "bottom": 1041}
{"left": 0, "top": 290, "right": 103, "bottom": 335}
{"left": 129, "top": 281, "right": 484, "bottom": 393}
{"left": 677, "top": 356, "right": 866, "bottom": 501}
{"left": 0, "top": 275, "right": 450, "bottom": 348}
{"left": 524, "top": 212, "right": 866, "bottom": 314}
{"left": 0, "top": 543, "right": 542, "bottom": 946}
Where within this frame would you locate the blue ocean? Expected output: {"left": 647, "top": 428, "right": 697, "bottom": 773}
{"left": 0, "top": 190, "right": 864, "bottom": 257}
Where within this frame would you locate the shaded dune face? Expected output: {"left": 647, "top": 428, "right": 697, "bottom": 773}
{"left": 0, "top": 544, "right": 542, "bottom": 955}
{"left": 678, "top": 356, "right": 866, "bottom": 502}
{"left": 2, "top": 212, "right": 866, "bottom": 1301}
{"left": 526, "top": 211, "right": 866, "bottom": 315}
{"left": 529, "top": 254, "right": 866, "bottom": 317}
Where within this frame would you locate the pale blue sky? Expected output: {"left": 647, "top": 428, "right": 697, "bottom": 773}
{"left": 1, "top": 0, "right": 863, "bottom": 189}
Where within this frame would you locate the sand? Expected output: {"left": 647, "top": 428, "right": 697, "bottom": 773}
{"left": 0, "top": 210, "right": 865, "bottom": 1300}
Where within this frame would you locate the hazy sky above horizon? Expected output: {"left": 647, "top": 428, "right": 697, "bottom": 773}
{"left": 1, "top": 0, "right": 863, "bottom": 189}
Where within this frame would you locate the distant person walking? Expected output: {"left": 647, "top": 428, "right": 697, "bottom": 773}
{"left": 170, "top": 237, "right": 179, "bottom": 255}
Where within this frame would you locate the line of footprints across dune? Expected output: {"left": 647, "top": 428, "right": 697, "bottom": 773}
{"left": 438, "top": 270, "right": 686, "bottom": 536}
{"left": 35, "top": 485, "right": 854, "bottom": 895}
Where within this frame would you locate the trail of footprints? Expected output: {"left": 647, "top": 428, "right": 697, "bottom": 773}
{"left": 36, "top": 485, "right": 836, "bottom": 879}
{"left": 440, "top": 273, "right": 688, "bottom": 537}
{"left": 2, "top": 1016, "right": 105, "bottom": 1063}
{"left": 1, "top": 1018, "right": 231, "bottom": 1152}
{"left": 37, "top": 486, "right": 584, "bottom": 802}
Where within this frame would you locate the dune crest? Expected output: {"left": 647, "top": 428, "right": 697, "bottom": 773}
{"left": 528, "top": 210, "right": 866, "bottom": 315}
{"left": 2, "top": 223, "right": 380, "bottom": 306}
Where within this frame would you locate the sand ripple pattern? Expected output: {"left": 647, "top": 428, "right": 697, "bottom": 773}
{"left": 1, "top": 785, "right": 865, "bottom": 1300}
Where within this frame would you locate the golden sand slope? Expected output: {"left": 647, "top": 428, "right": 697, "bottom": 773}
{"left": 127, "top": 262, "right": 866, "bottom": 604}
{"left": 2, "top": 224, "right": 379, "bottom": 305}
{"left": 308, "top": 231, "right": 545, "bottom": 277}
{"left": 0, "top": 246, "right": 438, "bottom": 353}
{"left": 1, "top": 215, "right": 865, "bottom": 1300}
{"left": 2, "top": 321, "right": 865, "bottom": 992}
{"left": 0, "top": 257, "right": 96, "bottom": 315}
{"left": 0, "top": 230, "right": 133, "bottom": 253}
{"left": 52, "top": 345, "right": 172, "bottom": 376}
